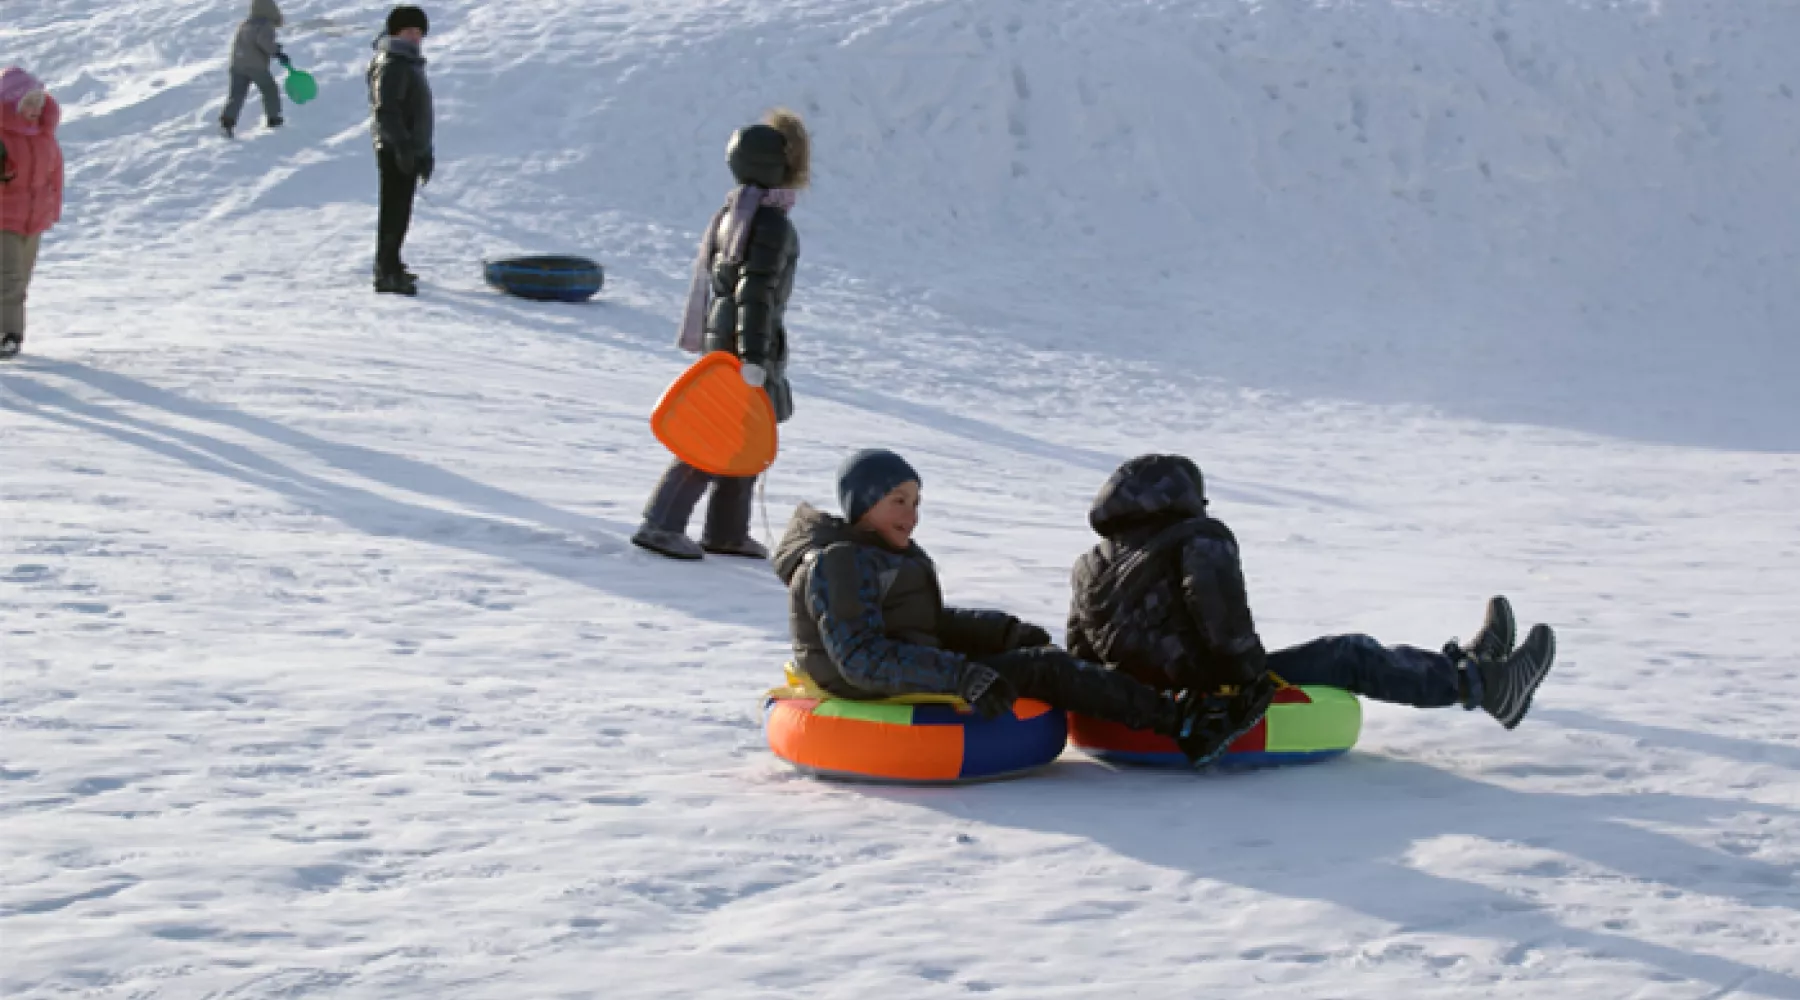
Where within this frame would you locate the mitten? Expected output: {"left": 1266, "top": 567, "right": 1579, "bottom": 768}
{"left": 957, "top": 663, "right": 1018, "bottom": 719}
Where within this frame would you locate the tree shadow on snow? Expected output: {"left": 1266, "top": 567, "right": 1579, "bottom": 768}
{"left": 7, "top": 364, "right": 787, "bottom": 631}
{"left": 1531, "top": 708, "right": 1800, "bottom": 774}
{"left": 873, "top": 752, "right": 1800, "bottom": 997}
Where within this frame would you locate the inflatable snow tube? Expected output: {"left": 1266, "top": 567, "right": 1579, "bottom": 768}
{"left": 1070, "top": 685, "right": 1362, "bottom": 767}
{"left": 765, "top": 696, "right": 1068, "bottom": 784}
{"left": 483, "top": 255, "right": 604, "bottom": 302}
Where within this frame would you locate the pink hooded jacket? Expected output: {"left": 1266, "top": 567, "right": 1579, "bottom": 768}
{"left": 0, "top": 70, "right": 65, "bottom": 237}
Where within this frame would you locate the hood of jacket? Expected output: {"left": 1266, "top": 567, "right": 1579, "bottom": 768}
{"left": 0, "top": 92, "right": 59, "bottom": 138}
{"left": 773, "top": 504, "right": 857, "bottom": 585}
{"left": 1088, "top": 453, "right": 1209, "bottom": 536}
{"left": 249, "top": 0, "right": 284, "bottom": 26}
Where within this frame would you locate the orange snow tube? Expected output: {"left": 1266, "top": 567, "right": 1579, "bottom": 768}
{"left": 649, "top": 351, "right": 778, "bottom": 477}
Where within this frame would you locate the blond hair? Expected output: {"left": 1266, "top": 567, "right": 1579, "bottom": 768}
{"left": 17, "top": 89, "right": 46, "bottom": 117}
{"left": 765, "top": 107, "right": 810, "bottom": 190}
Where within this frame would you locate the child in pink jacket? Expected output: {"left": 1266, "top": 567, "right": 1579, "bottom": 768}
{"left": 0, "top": 67, "right": 63, "bottom": 359}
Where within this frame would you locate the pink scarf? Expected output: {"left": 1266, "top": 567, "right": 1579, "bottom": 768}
{"left": 675, "top": 186, "right": 796, "bottom": 352}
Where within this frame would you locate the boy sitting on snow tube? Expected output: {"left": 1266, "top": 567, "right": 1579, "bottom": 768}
{"left": 1065, "top": 454, "right": 1558, "bottom": 731}
{"left": 771, "top": 449, "right": 1247, "bottom": 766}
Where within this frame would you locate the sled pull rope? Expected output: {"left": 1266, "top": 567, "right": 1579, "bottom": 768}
{"left": 759, "top": 473, "right": 773, "bottom": 550}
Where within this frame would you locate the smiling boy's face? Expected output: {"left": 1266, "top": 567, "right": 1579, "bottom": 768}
{"left": 856, "top": 480, "right": 920, "bottom": 550}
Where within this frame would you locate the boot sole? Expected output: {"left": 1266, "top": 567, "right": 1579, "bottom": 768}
{"left": 632, "top": 536, "right": 703, "bottom": 561}
{"left": 1497, "top": 627, "right": 1557, "bottom": 730}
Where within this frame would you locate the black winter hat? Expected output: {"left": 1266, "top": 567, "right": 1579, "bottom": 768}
{"left": 726, "top": 124, "right": 790, "bottom": 189}
{"left": 386, "top": 4, "right": 429, "bottom": 36}
{"left": 837, "top": 449, "right": 921, "bottom": 526}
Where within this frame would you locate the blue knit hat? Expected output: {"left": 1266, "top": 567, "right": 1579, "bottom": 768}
{"left": 837, "top": 449, "right": 921, "bottom": 525}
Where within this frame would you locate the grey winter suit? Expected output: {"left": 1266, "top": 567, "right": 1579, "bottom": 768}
{"left": 222, "top": 0, "right": 285, "bottom": 128}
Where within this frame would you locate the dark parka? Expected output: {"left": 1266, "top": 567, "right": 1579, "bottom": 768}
{"left": 704, "top": 124, "right": 799, "bottom": 422}
{"left": 366, "top": 36, "right": 434, "bottom": 164}
{"left": 1066, "top": 455, "right": 1268, "bottom": 692}
{"left": 773, "top": 505, "right": 1029, "bottom": 699}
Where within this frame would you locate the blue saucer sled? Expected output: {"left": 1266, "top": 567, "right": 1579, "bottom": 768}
{"left": 483, "top": 255, "right": 605, "bottom": 303}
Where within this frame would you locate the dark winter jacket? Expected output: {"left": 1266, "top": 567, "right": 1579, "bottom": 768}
{"left": 1065, "top": 454, "right": 1267, "bottom": 691}
{"left": 230, "top": 0, "right": 285, "bottom": 75}
{"left": 773, "top": 504, "right": 1029, "bottom": 699}
{"left": 366, "top": 36, "right": 433, "bottom": 162}
{"left": 704, "top": 205, "right": 797, "bottom": 422}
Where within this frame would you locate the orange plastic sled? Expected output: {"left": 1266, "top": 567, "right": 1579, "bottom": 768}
{"left": 650, "top": 351, "right": 779, "bottom": 477}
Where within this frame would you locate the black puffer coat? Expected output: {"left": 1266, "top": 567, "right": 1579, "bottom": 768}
{"left": 1065, "top": 455, "right": 1267, "bottom": 691}
{"left": 703, "top": 206, "right": 797, "bottom": 423}
{"left": 773, "top": 504, "right": 1026, "bottom": 699}
{"left": 367, "top": 35, "right": 433, "bottom": 162}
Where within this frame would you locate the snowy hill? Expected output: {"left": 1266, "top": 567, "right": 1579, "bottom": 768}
{"left": 4, "top": 1, "right": 1798, "bottom": 997}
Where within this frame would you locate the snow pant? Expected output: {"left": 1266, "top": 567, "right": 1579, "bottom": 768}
{"left": 641, "top": 458, "right": 757, "bottom": 545}
{"left": 1, "top": 230, "right": 41, "bottom": 338}
{"left": 375, "top": 148, "right": 418, "bottom": 278}
{"left": 1267, "top": 634, "right": 1479, "bottom": 709}
{"left": 222, "top": 67, "right": 281, "bottom": 128}
{"left": 989, "top": 648, "right": 1176, "bottom": 734}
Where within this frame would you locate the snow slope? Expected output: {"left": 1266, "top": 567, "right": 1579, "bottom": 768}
{"left": 4, "top": 0, "right": 1799, "bottom": 997}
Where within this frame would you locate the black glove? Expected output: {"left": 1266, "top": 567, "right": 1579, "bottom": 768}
{"left": 1007, "top": 620, "right": 1053, "bottom": 650}
{"left": 277, "top": 52, "right": 292, "bottom": 68}
{"left": 957, "top": 663, "right": 1018, "bottom": 719}
{"left": 417, "top": 153, "right": 434, "bottom": 186}
{"left": 0, "top": 138, "right": 10, "bottom": 184}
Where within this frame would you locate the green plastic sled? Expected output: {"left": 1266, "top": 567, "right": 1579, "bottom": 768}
{"left": 284, "top": 68, "right": 318, "bottom": 105}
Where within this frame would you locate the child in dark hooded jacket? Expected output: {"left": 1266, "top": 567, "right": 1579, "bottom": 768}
{"left": 221, "top": 0, "right": 290, "bottom": 137}
{"left": 1066, "top": 454, "right": 1557, "bottom": 731}
{"left": 772, "top": 449, "right": 1245, "bottom": 765}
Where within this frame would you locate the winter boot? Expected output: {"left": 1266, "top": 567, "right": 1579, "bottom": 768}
{"left": 372, "top": 263, "right": 419, "bottom": 282}
{"left": 373, "top": 270, "right": 417, "bottom": 296}
{"left": 1173, "top": 673, "right": 1279, "bottom": 768}
{"left": 267, "top": 116, "right": 284, "bottom": 129}
{"left": 1478, "top": 624, "right": 1556, "bottom": 730}
{"left": 221, "top": 120, "right": 236, "bottom": 139}
{"left": 0, "top": 334, "right": 21, "bottom": 359}
{"left": 1444, "top": 595, "right": 1515, "bottom": 665}
{"left": 632, "top": 525, "right": 704, "bottom": 561}
{"left": 701, "top": 537, "right": 769, "bottom": 560}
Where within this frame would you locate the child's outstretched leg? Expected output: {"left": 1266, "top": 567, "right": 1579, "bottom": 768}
{"left": 978, "top": 648, "right": 1180, "bottom": 736}
{"left": 1270, "top": 634, "right": 1468, "bottom": 708}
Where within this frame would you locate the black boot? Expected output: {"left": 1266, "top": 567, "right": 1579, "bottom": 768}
{"left": 1173, "top": 674, "right": 1279, "bottom": 768}
{"left": 221, "top": 121, "right": 236, "bottom": 139}
{"left": 0, "top": 334, "right": 21, "bottom": 359}
{"left": 1478, "top": 624, "right": 1556, "bottom": 730}
{"left": 373, "top": 270, "right": 417, "bottom": 296}
{"left": 1445, "top": 595, "right": 1515, "bottom": 665}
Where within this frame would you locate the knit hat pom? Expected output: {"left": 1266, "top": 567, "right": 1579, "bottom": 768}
{"left": 837, "top": 449, "right": 921, "bottom": 526}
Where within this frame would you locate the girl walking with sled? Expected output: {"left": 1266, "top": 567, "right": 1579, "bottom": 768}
{"left": 633, "top": 109, "right": 809, "bottom": 561}
{"left": 0, "top": 67, "right": 63, "bottom": 360}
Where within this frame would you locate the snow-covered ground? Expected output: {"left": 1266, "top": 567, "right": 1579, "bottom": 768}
{"left": 4, "top": 0, "right": 1798, "bottom": 996}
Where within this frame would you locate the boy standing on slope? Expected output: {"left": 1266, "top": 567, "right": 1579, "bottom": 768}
{"left": 1065, "top": 454, "right": 1557, "bottom": 731}
{"left": 772, "top": 449, "right": 1255, "bottom": 767}
{"left": 366, "top": 5, "right": 434, "bottom": 296}
{"left": 221, "top": 0, "right": 290, "bottom": 138}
